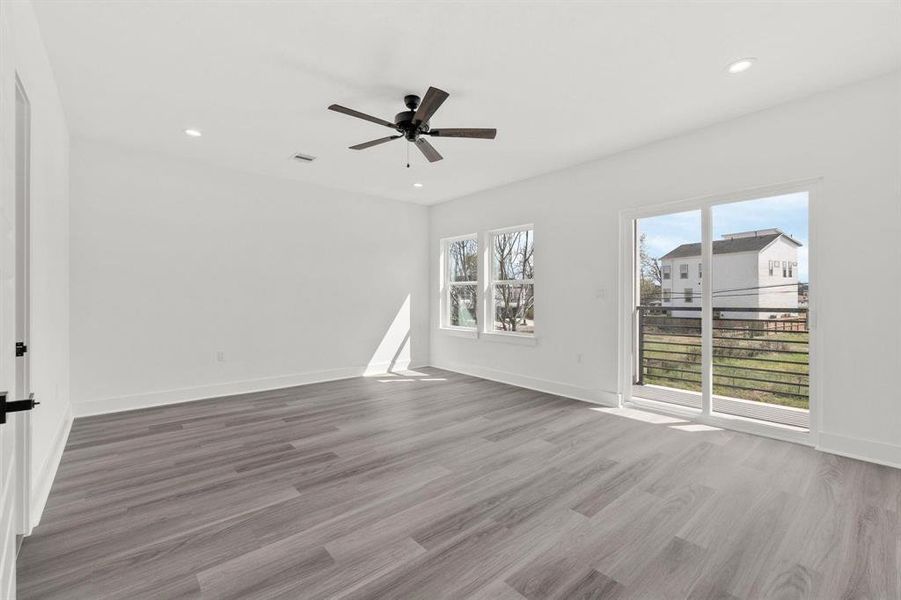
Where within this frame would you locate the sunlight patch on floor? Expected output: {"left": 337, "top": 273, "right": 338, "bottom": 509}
{"left": 590, "top": 406, "right": 687, "bottom": 425}
{"left": 669, "top": 423, "right": 722, "bottom": 433}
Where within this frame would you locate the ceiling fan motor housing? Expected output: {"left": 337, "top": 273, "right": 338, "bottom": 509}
{"left": 394, "top": 109, "right": 429, "bottom": 141}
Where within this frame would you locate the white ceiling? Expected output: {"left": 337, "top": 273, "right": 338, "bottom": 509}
{"left": 32, "top": 1, "right": 901, "bottom": 205}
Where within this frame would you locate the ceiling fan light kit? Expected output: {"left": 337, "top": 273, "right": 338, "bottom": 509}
{"left": 328, "top": 86, "right": 497, "bottom": 165}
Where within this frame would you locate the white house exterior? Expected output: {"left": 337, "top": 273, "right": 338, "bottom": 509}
{"left": 659, "top": 229, "right": 802, "bottom": 320}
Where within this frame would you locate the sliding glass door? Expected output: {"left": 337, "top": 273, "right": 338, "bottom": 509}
{"left": 635, "top": 210, "right": 704, "bottom": 410}
{"left": 709, "top": 194, "right": 809, "bottom": 428}
{"left": 630, "top": 190, "right": 811, "bottom": 431}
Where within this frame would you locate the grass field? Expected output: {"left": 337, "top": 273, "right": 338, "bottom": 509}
{"left": 641, "top": 319, "right": 809, "bottom": 410}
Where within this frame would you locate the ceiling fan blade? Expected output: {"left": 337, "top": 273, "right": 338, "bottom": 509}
{"left": 428, "top": 128, "right": 497, "bottom": 139}
{"left": 328, "top": 104, "right": 397, "bottom": 129}
{"left": 412, "top": 86, "right": 449, "bottom": 125}
{"left": 349, "top": 135, "right": 402, "bottom": 150}
{"left": 415, "top": 138, "right": 443, "bottom": 162}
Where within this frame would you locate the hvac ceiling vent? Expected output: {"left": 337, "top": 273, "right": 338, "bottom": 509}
{"left": 292, "top": 152, "right": 316, "bottom": 163}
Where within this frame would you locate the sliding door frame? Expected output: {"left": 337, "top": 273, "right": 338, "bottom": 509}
{"left": 618, "top": 178, "right": 822, "bottom": 446}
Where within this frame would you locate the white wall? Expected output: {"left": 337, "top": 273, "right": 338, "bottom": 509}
{"left": 0, "top": 0, "right": 72, "bottom": 530}
{"left": 430, "top": 71, "right": 901, "bottom": 466}
{"left": 69, "top": 139, "right": 429, "bottom": 415}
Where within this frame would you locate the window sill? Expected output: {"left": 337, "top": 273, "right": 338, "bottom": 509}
{"left": 438, "top": 327, "right": 479, "bottom": 339}
{"left": 481, "top": 332, "right": 538, "bottom": 346}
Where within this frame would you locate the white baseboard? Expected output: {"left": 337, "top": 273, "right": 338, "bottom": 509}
{"left": 31, "top": 404, "right": 73, "bottom": 528}
{"left": 817, "top": 432, "right": 901, "bottom": 470}
{"left": 74, "top": 361, "right": 424, "bottom": 418}
{"left": 433, "top": 361, "right": 620, "bottom": 407}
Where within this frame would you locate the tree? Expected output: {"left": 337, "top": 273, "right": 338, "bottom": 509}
{"left": 448, "top": 239, "right": 478, "bottom": 326}
{"left": 639, "top": 233, "right": 662, "bottom": 304}
{"left": 494, "top": 230, "right": 534, "bottom": 332}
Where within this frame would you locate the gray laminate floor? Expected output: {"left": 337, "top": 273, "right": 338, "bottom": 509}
{"left": 17, "top": 368, "right": 901, "bottom": 599}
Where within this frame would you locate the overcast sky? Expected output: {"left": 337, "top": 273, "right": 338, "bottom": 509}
{"left": 638, "top": 192, "right": 809, "bottom": 282}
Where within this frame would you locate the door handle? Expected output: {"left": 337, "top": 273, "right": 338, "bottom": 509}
{"left": 0, "top": 392, "right": 39, "bottom": 425}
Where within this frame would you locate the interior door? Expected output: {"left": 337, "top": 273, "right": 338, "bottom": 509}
{"left": 14, "top": 76, "right": 32, "bottom": 537}
{"left": 0, "top": 73, "right": 33, "bottom": 600}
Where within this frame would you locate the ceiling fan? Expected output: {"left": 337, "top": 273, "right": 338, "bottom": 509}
{"left": 328, "top": 86, "right": 497, "bottom": 164}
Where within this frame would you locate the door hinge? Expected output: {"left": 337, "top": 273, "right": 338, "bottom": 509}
{"left": 16, "top": 342, "right": 27, "bottom": 357}
{"left": 0, "top": 392, "right": 39, "bottom": 425}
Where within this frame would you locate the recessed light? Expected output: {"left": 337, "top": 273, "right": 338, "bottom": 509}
{"left": 184, "top": 128, "right": 202, "bottom": 137}
{"left": 413, "top": 183, "right": 424, "bottom": 188}
{"left": 726, "top": 58, "right": 756, "bottom": 74}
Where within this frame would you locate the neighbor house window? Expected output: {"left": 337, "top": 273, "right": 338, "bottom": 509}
{"left": 491, "top": 227, "right": 534, "bottom": 334}
{"left": 680, "top": 264, "right": 689, "bottom": 279}
{"left": 663, "top": 289, "right": 672, "bottom": 303}
{"left": 788, "top": 262, "right": 794, "bottom": 277}
{"left": 662, "top": 265, "right": 671, "bottom": 280}
{"left": 684, "top": 288, "right": 693, "bottom": 303}
{"left": 444, "top": 236, "right": 478, "bottom": 328}
{"left": 768, "top": 260, "right": 774, "bottom": 276}
{"left": 698, "top": 263, "right": 702, "bottom": 278}
{"left": 782, "top": 261, "right": 788, "bottom": 277}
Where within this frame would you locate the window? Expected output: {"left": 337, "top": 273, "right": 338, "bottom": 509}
{"left": 680, "top": 264, "right": 689, "bottom": 279}
{"left": 698, "top": 263, "right": 702, "bottom": 278}
{"left": 768, "top": 260, "right": 774, "bottom": 276}
{"left": 444, "top": 237, "right": 478, "bottom": 328}
{"left": 782, "top": 261, "right": 788, "bottom": 277}
{"left": 788, "top": 262, "right": 794, "bottom": 277}
{"left": 662, "top": 265, "right": 671, "bottom": 280}
{"left": 491, "top": 227, "right": 534, "bottom": 334}
{"left": 684, "top": 288, "right": 693, "bottom": 303}
{"left": 662, "top": 289, "right": 672, "bottom": 303}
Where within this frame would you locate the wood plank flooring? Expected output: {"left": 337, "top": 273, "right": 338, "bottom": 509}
{"left": 17, "top": 368, "right": 901, "bottom": 599}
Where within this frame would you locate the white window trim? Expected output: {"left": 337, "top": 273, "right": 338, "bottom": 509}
{"left": 485, "top": 225, "right": 536, "bottom": 340}
{"left": 440, "top": 327, "right": 479, "bottom": 339}
{"left": 440, "top": 234, "right": 479, "bottom": 332}
{"left": 481, "top": 330, "right": 538, "bottom": 345}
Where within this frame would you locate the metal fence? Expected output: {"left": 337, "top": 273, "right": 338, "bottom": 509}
{"left": 637, "top": 306, "right": 809, "bottom": 409}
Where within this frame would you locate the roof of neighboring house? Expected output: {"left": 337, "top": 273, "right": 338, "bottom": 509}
{"left": 660, "top": 230, "right": 802, "bottom": 260}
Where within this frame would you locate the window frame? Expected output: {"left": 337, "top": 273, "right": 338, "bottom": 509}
{"left": 620, "top": 178, "right": 819, "bottom": 447}
{"left": 662, "top": 265, "right": 671, "bottom": 280}
{"left": 684, "top": 287, "right": 694, "bottom": 303}
{"left": 440, "top": 234, "right": 479, "bottom": 331}
{"left": 486, "top": 225, "right": 535, "bottom": 337}
{"left": 679, "top": 264, "right": 689, "bottom": 279}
